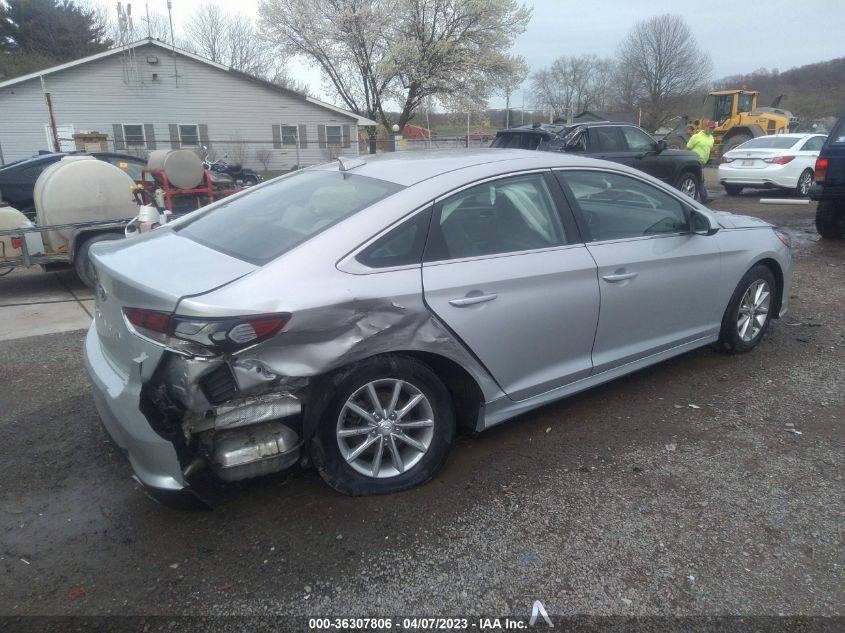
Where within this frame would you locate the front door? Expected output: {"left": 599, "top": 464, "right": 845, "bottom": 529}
{"left": 555, "top": 169, "right": 723, "bottom": 373}
{"left": 422, "top": 172, "right": 599, "bottom": 401}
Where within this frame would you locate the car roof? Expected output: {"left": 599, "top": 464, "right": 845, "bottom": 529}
{"left": 310, "top": 148, "right": 641, "bottom": 187}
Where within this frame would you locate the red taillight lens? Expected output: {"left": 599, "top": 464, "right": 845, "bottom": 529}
{"left": 124, "top": 308, "right": 170, "bottom": 333}
{"left": 815, "top": 157, "right": 829, "bottom": 182}
{"left": 763, "top": 156, "right": 795, "bottom": 165}
{"left": 122, "top": 308, "right": 290, "bottom": 356}
{"left": 720, "top": 156, "right": 734, "bottom": 164}
{"left": 11, "top": 237, "right": 22, "bottom": 249}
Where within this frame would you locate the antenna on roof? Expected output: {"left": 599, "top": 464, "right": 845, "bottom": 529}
{"left": 337, "top": 156, "right": 366, "bottom": 172}
{"left": 116, "top": 2, "right": 140, "bottom": 85}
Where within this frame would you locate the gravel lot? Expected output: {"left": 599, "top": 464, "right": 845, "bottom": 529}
{"left": 0, "top": 170, "right": 842, "bottom": 625}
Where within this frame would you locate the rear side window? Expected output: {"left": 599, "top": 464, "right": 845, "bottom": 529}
{"left": 176, "top": 171, "right": 402, "bottom": 265}
{"left": 800, "top": 136, "right": 825, "bottom": 152}
{"left": 735, "top": 137, "right": 798, "bottom": 150}
{"left": 829, "top": 118, "right": 845, "bottom": 146}
{"left": 589, "top": 126, "right": 624, "bottom": 152}
{"left": 356, "top": 207, "right": 432, "bottom": 269}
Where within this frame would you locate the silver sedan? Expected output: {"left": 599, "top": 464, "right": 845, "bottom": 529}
{"left": 83, "top": 150, "right": 792, "bottom": 506}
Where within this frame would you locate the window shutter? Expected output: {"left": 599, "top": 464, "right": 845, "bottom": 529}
{"left": 144, "top": 124, "right": 156, "bottom": 149}
{"left": 199, "top": 124, "right": 210, "bottom": 148}
{"left": 112, "top": 124, "right": 125, "bottom": 151}
{"left": 168, "top": 124, "right": 181, "bottom": 149}
{"left": 298, "top": 124, "right": 308, "bottom": 149}
{"left": 342, "top": 124, "right": 351, "bottom": 148}
{"left": 272, "top": 125, "right": 282, "bottom": 149}
{"left": 317, "top": 124, "right": 326, "bottom": 149}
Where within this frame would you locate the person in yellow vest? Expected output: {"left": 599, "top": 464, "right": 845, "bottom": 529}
{"left": 686, "top": 120, "right": 716, "bottom": 203}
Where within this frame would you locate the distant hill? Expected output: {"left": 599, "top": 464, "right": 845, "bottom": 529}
{"left": 715, "top": 57, "right": 845, "bottom": 124}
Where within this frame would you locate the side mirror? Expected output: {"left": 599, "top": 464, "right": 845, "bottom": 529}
{"left": 691, "top": 210, "right": 719, "bottom": 236}
{"left": 657, "top": 139, "right": 667, "bottom": 153}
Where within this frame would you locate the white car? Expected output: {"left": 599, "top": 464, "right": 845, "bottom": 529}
{"left": 718, "top": 133, "right": 827, "bottom": 196}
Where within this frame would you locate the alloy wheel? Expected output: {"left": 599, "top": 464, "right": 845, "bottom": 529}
{"left": 678, "top": 175, "right": 697, "bottom": 198}
{"left": 336, "top": 379, "right": 435, "bottom": 478}
{"left": 736, "top": 279, "right": 771, "bottom": 342}
{"left": 798, "top": 171, "right": 812, "bottom": 197}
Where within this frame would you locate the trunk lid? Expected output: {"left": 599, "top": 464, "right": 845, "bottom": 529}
{"left": 725, "top": 148, "right": 785, "bottom": 169}
{"left": 91, "top": 229, "right": 257, "bottom": 374}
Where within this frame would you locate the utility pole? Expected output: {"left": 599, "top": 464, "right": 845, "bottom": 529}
{"left": 505, "top": 88, "right": 511, "bottom": 129}
{"left": 41, "top": 76, "right": 60, "bottom": 152}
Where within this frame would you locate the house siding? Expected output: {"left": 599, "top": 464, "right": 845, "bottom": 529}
{"left": 0, "top": 43, "right": 362, "bottom": 170}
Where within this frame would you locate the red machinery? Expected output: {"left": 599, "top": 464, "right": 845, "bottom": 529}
{"left": 138, "top": 168, "right": 242, "bottom": 213}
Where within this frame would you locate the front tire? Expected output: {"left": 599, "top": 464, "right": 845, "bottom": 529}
{"left": 795, "top": 169, "right": 813, "bottom": 198}
{"left": 310, "top": 355, "right": 455, "bottom": 495}
{"left": 724, "top": 184, "right": 743, "bottom": 196}
{"left": 815, "top": 200, "right": 845, "bottom": 239}
{"left": 718, "top": 265, "right": 777, "bottom": 354}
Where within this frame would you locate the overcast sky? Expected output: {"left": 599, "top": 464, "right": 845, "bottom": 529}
{"left": 149, "top": 0, "right": 845, "bottom": 108}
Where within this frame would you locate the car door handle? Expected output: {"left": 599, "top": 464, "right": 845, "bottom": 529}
{"left": 449, "top": 293, "right": 498, "bottom": 307}
{"left": 602, "top": 272, "right": 638, "bottom": 282}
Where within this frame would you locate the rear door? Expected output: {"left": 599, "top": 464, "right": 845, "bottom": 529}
{"left": 555, "top": 169, "right": 723, "bottom": 373}
{"left": 421, "top": 171, "right": 599, "bottom": 401}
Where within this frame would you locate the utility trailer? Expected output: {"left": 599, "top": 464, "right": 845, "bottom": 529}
{"left": 0, "top": 217, "right": 132, "bottom": 288}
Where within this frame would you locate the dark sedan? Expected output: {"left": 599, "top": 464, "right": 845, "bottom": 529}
{"left": 0, "top": 151, "right": 146, "bottom": 218}
{"left": 491, "top": 122, "right": 704, "bottom": 201}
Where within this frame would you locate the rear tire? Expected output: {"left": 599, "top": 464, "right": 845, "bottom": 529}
{"left": 675, "top": 171, "right": 699, "bottom": 200}
{"left": 74, "top": 233, "right": 122, "bottom": 288}
{"left": 718, "top": 265, "right": 777, "bottom": 354}
{"left": 721, "top": 133, "right": 752, "bottom": 155}
{"left": 724, "top": 184, "right": 743, "bottom": 196}
{"left": 795, "top": 169, "right": 813, "bottom": 198}
{"left": 310, "top": 355, "right": 455, "bottom": 496}
{"left": 815, "top": 200, "right": 845, "bottom": 239}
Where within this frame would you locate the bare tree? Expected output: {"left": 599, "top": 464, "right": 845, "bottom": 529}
{"left": 616, "top": 14, "right": 712, "bottom": 129}
{"left": 183, "top": 3, "right": 274, "bottom": 77}
{"left": 258, "top": 0, "right": 532, "bottom": 134}
{"left": 269, "top": 65, "right": 312, "bottom": 96}
{"left": 255, "top": 148, "right": 273, "bottom": 170}
{"left": 531, "top": 54, "right": 616, "bottom": 121}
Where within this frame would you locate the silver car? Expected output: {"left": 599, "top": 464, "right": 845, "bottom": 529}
{"left": 83, "top": 150, "right": 792, "bottom": 506}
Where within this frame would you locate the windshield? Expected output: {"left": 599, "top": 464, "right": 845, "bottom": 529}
{"left": 735, "top": 137, "right": 798, "bottom": 150}
{"left": 176, "top": 170, "right": 403, "bottom": 265}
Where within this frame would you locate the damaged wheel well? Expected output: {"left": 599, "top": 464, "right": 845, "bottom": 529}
{"left": 301, "top": 351, "right": 485, "bottom": 442}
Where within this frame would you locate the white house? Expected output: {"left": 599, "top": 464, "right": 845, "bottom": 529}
{"left": 0, "top": 39, "right": 377, "bottom": 170}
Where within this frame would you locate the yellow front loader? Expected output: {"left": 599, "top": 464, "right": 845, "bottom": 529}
{"left": 665, "top": 90, "right": 798, "bottom": 160}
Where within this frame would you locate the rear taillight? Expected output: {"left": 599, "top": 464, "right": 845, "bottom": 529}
{"left": 720, "top": 156, "right": 734, "bottom": 164}
{"left": 10, "top": 237, "right": 22, "bottom": 249}
{"left": 123, "top": 308, "right": 290, "bottom": 356}
{"left": 815, "top": 157, "right": 829, "bottom": 183}
{"left": 763, "top": 156, "right": 795, "bottom": 165}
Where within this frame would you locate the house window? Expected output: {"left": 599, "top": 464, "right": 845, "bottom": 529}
{"left": 178, "top": 124, "right": 200, "bottom": 147}
{"left": 326, "top": 125, "right": 342, "bottom": 146}
{"left": 281, "top": 125, "right": 298, "bottom": 146}
{"left": 123, "top": 124, "right": 145, "bottom": 147}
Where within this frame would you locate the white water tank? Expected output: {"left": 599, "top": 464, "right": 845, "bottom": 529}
{"left": 146, "top": 149, "right": 204, "bottom": 189}
{"left": 0, "top": 205, "right": 30, "bottom": 259}
{"left": 34, "top": 156, "right": 136, "bottom": 252}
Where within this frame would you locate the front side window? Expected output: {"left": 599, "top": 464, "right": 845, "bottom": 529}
{"left": 589, "top": 126, "right": 624, "bottom": 152}
{"left": 557, "top": 170, "right": 689, "bottom": 241}
{"left": 737, "top": 94, "right": 754, "bottom": 113}
{"left": 282, "top": 125, "right": 298, "bottom": 146}
{"left": 178, "top": 124, "right": 199, "bottom": 147}
{"left": 104, "top": 156, "right": 143, "bottom": 181}
{"left": 621, "top": 126, "right": 656, "bottom": 152}
{"left": 713, "top": 95, "right": 733, "bottom": 120}
{"left": 122, "top": 124, "right": 145, "bottom": 147}
{"left": 326, "top": 125, "right": 342, "bottom": 146}
{"left": 426, "top": 173, "right": 567, "bottom": 261}
{"left": 177, "top": 171, "right": 403, "bottom": 265}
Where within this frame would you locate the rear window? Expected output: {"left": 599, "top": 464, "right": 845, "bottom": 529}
{"left": 176, "top": 170, "right": 402, "bottom": 265}
{"left": 735, "top": 137, "right": 798, "bottom": 150}
{"left": 490, "top": 133, "right": 545, "bottom": 150}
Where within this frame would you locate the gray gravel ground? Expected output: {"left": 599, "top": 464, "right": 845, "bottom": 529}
{"left": 0, "top": 170, "right": 842, "bottom": 625}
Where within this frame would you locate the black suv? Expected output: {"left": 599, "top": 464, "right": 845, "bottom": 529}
{"left": 491, "top": 122, "right": 704, "bottom": 200}
{"left": 809, "top": 113, "right": 845, "bottom": 238}
{"left": 0, "top": 151, "right": 146, "bottom": 218}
